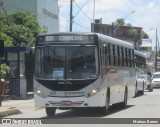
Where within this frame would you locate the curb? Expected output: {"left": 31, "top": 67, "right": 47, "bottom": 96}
{"left": 0, "top": 107, "right": 22, "bottom": 118}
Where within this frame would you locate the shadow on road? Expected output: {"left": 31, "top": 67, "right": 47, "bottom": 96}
{"left": 42, "top": 104, "right": 135, "bottom": 119}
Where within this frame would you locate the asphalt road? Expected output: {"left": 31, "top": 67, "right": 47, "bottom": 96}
{"left": 4, "top": 89, "right": 160, "bottom": 127}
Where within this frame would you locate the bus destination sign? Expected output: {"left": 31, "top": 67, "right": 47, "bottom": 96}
{"left": 36, "top": 35, "right": 95, "bottom": 44}
{"left": 46, "top": 36, "right": 83, "bottom": 42}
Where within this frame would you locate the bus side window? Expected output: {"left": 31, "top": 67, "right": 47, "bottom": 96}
{"left": 121, "top": 47, "right": 124, "bottom": 67}
{"left": 115, "top": 45, "right": 118, "bottom": 66}
{"left": 125, "top": 48, "right": 128, "bottom": 67}
{"left": 102, "top": 45, "right": 106, "bottom": 66}
{"left": 110, "top": 45, "right": 114, "bottom": 66}
{"left": 123, "top": 47, "right": 126, "bottom": 67}
{"left": 108, "top": 44, "right": 111, "bottom": 65}
{"left": 100, "top": 44, "right": 105, "bottom": 66}
{"left": 117, "top": 46, "right": 120, "bottom": 66}
{"left": 113, "top": 45, "right": 116, "bottom": 66}
{"left": 128, "top": 49, "right": 132, "bottom": 67}
{"left": 105, "top": 44, "right": 109, "bottom": 66}
{"left": 132, "top": 50, "right": 135, "bottom": 67}
{"left": 99, "top": 47, "right": 102, "bottom": 66}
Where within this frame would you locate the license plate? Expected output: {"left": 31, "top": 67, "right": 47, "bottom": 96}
{"left": 60, "top": 101, "right": 72, "bottom": 105}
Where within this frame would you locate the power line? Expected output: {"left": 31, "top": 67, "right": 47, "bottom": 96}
{"left": 73, "top": 0, "right": 92, "bottom": 21}
{"left": 73, "top": 20, "right": 90, "bottom": 30}
{"left": 73, "top": 0, "right": 90, "bottom": 19}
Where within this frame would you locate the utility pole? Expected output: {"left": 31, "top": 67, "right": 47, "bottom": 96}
{"left": 70, "top": 0, "right": 73, "bottom": 32}
{"left": 155, "top": 28, "right": 158, "bottom": 71}
{"left": 113, "top": 11, "right": 136, "bottom": 36}
{"left": 92, "top": 0, "right": 95, "bottom": 32}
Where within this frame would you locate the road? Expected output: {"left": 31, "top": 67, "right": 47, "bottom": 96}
{"left": 3, "top": 89, "right": 160, "bottom": 127}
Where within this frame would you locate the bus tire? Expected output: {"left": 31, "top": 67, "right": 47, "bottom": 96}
{"left": 141, "top": 83, "right": 144, "bottom": 95}
{"left": 120, "top": 88, "right": 128, "bottom": 109}
{"left": 45, "top": 107, "right": 56, "bottom": 117}
{"left": 100, "top": 90, "right": 110, "bottom": 115}
{"left": 135, "top": 83, "right": 138, "bottom": 97}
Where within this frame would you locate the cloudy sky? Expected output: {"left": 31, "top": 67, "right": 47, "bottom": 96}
{"left": 58, "top": 0, "right": 160, "bottom": 46}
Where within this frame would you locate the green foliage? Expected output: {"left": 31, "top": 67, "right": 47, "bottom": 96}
{"left": 1, "top": 63, "right": 10, "bottom": 80}
{"left": 141, "top": 30, "right": 149, "bottom": 39}
{"left": 0, "top": 32, "right": 13, "bottom": 46}
{"left": 129, "top": 29, "right": 137, "bottom": 37}
{"left": 11, "top": 11, "right": 40, "bottom": 37}
{"left": 1, "top": 63, "right": 11, "bottom": 93}
{"left": 114, "top": 18, "right": 125, "bottom": 26}
{"left": 1, "top": 11, "right": 41, "bottom": 46}
{"left": 114, "top": 18, "right": 149, "bottom": 38}
{"left": 3, "top": 24, "right": 34, "bottom": 46}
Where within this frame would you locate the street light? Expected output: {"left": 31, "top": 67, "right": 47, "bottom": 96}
{"left": 155, "top": 28, "right": 158, "bottom": 71}
{"left": 113, "top": 11, "right": 136, "bottom": 35}
{"left": 149, "top": 28, "right": 158, "bottom": 71}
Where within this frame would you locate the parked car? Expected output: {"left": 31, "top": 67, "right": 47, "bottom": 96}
{"left": 135, "top": 75, "right": 148, "bottom": 96}
{"left": 151, "top": 72, "right": 160, "bottom": 88}
{"left": 138, "top": 75, "right": 153, "bottom": 92}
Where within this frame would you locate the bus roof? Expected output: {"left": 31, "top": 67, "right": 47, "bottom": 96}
{"left": 96, "top": 33, "right": 134, "bottom": 49}
{"left": 134, "top": 50, "right": 146, "bottom": 58}
{"left": 37, "top": 32, "right": 134, "bottom": 49}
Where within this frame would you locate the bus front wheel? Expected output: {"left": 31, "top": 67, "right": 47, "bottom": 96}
{"left": 100, "top": 92, "right": 110, "bottom": 115}
{"left": 45, "top": 107, "right": 56, "bottom": 117}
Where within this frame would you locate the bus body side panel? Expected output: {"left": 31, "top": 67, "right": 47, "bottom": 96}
{"left": 100, "top": 67, "right": 136, "bottom": 105}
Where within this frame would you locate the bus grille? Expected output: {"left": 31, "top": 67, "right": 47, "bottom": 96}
{"left": 36, "top": 79, "right": 95, "bottom": 91}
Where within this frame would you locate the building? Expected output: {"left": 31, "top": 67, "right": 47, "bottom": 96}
{"left": 91, "top": 19, "right": 142, "bottom": 49}
{"left": 1, "top": 0, "right": 59, "bottom": 33}
{"left": 139, "top": 39, "right": 155, "bottom": 72}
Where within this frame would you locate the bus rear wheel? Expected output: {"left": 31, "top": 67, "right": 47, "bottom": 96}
{"left": 45, "top": 107, "right": 56, "bottom": 117}
{"left": 120, "top": 88, "right": 128, "bottom": 108}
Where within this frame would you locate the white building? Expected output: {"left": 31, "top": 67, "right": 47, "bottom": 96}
{"left": 140, "top": 39, "right": 155, "bottom": 72}
{"left": 1, "top": 0, "right": 59, "bottom": 33}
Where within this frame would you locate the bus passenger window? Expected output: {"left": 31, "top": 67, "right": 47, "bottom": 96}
{"left": 110, "top": 45, "right": 114, "bottom": 66}
{"left": 105, "top": 45, "right": 108, "bottom": 66}
{"left": 108, "top": 44, "right": 111, "bottom": 65}
{"left": 117, "top": 46, "right": 120, "bottom": 66}
{"left": 121, "top": 47, "right": 124, "bottom": 67}
{"left": 125, "top": 48, "right": 128, "bottom": 67}
{"left": 114, "top": 46, "right": 117, "bottom": 66}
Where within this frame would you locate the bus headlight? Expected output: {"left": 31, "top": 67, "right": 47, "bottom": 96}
{"left": 86, "top": 89, "right": 97, "bottom": 98}
{"left": 36, "top": 90, "right": 42, "bottom": 94}
{"left": 34, "top": 89, "right": 46, "bottom": 98}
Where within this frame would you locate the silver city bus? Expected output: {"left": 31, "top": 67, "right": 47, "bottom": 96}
{"left": 34, "top": 32, "right": 136, "bottom": 117}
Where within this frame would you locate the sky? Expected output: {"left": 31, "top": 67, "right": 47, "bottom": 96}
{"left": 58, "top": 0, "right": 160, "bottom": 47}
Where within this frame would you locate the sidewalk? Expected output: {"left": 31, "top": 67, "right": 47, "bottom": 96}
{"left": 0, "top": 95, "right": 35, "bottom": 118}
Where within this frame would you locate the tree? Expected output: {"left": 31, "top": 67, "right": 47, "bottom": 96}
{"left": 113, "top": 18, "right": 149, "bottom": 38}
{"left": 1, "top": 11, "right": 41, "bottom": 46}
{"left": 113, "top": 18, "right": 125, "bottom": 26}
{"left": 3, "top": 24, "right": 34, "bottom": 46}
{"left": 129, "top": 29, "right": 137, "bottom": 38}
{"left": 11, "top": 11, "right": 40, "bottom": 37}
{"left": 0, "top": 32, "right": 13, "bottom": 46}
{"left": 0, "top": 63, "right": 11, "bottom": 94}
{"left": 141, "top": 30, "right": 149, "bottom": 39}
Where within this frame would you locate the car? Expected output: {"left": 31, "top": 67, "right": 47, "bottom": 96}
{"left": 135, "top": 75, "right": 148, "bottom": 96}
{"left": 138, "top": 75, "right": 153, "bottom": 92}
{"left": 151, "top": 72, "right": 160, "bottom": 88}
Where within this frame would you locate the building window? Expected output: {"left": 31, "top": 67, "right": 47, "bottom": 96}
{"left": 43, "top": 9, "right": 58, "bottom": 19}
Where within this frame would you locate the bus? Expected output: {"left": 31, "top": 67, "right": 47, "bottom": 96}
{"left": 134, "top": 50, "right": 147, "bottom": 96}
{"left": 34, "top": 32, "right": 136, "bottom": 117}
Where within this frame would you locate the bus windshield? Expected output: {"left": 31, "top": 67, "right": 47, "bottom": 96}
{"left": 35, "top": 46, "right": 98, "bottom": 80}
